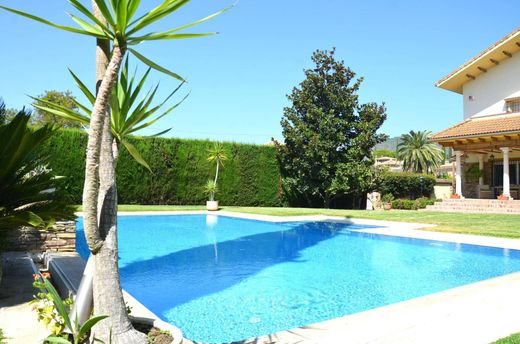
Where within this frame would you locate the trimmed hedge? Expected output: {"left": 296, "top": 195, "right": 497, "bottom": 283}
{"left": 378, "top": 172, "right": 435, "bottom": 199}
{"left": 391, "top": 197, "right": 435, "bottom": 210}
{"left": 39, "top": 129, "right": 282, "bottom": 206}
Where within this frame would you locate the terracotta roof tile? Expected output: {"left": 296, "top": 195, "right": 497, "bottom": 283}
{"left": 432, "top": 113, "right": 520, "bottom": 141}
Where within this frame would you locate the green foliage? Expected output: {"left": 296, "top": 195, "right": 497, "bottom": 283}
{"left": 0, "top": 99, "right": 18, "bottom": 125}
{"left": 33, "top": 59, "right": 187, "bottom": 171}
{"left": 397, "top": 130, "right": 444, "bottom": 174}
{"left": 39, "top": 130, "right": 282, "bottom": 206}
{"left": 377, "top": 172, "right": 436, "bottom": 199}
{"left": 34, "top": 277, "right": 108, "bottom": 344}
{"left": 0, "top": 0, "right": 230, "bottom": 80}
{"left": 374, "top": 149, "right": 396, "bottom": 158}
{"left": 492, "top": 333, "right": 520, "bottom": 344}
{"left": 381, "top": 193, "right": 394, "bottom": 204}
{"left": 276, "top": 48, "right": 387, "bottom": 208}
{"left": 0, "top": 111, "right": 76, "bottom": 231}
{"left": 31, "top": 275, "right": 73, "bottom": 336}
{"left": 32, "top": 91, "right": 81, "bottom": 128}
{"left": 204, "top": 180, "right": 218, "bottom": 202}
{"left": 464, "top": 165, "right": 483, "bottom": 183}
{"left": 391, "top": 197, "right": 435, "bottom": 210}
{"left": 0, "top": 328, "right": 5, "bottom": 344}
{"left": 207, "top": 142, "right": 228, "bottom": 200}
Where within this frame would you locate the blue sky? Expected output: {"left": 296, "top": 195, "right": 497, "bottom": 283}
{"left": 0, "top": 0, "right": 518, "bottom": 143}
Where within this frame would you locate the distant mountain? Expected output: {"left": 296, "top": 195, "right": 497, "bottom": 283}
{"left": 375, "top": 136, "right": 401, "bottom": 152}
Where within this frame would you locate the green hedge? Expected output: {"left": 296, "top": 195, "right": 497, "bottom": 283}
{"left": 377, "top": 172, "right": 436, "bottom": 199}
{"left": 391, "top": 197, "right": 435, "bottom": 210}
{"left": 39, "top": 129, "right": 282, "bottom": 206}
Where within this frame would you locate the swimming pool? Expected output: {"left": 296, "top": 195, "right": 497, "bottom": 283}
{"left": 76, "top": 214, "right": 520, "bottom": 343}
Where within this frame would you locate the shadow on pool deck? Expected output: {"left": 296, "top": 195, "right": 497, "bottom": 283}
{"left": 118, "top": 222, "right": 364, "bottom": 317}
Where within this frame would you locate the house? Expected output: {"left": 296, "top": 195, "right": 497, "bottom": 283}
{"left": 374, "top": 156, "right": 403, "bottom": 172}
{"left": 432, "top": 28, "right": 520, "bottom": 200}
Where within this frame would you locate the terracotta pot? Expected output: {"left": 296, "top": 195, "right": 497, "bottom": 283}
{"left": 451, "top": 194, "right": 461, "bottom": 199}
{"left": 497, "top": 194, "right": 512, "bottom": 201}
{"left": 206, "top": 200, "right": 219, "bottom": 211}
{"left": 383, "top": 203, "right": 392, "bottom": 211}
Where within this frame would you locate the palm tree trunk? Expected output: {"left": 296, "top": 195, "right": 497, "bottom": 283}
{"left": 214, "top": 160, "right": 220, "bottom": 185}
{"left": 95, "top": 139, "right": 146, "bottom": 343}
{"left": 89, "top": 3, "right": 147, "bottom": 343}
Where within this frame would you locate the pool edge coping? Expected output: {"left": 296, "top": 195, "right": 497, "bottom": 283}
{"left": 76, "top": 210, "right": 520, "bottom": 250}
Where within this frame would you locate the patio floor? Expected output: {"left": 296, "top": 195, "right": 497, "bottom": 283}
{"left": 0, "top": 252, "right": 47, "bottom": 344}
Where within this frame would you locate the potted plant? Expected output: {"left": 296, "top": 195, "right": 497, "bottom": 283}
{"left": 382, "top": 194, "right": 394, "bottom": 210}
{"left": 206, "top": 143, "right": 227, "bottom": 211}
{"left": 497, "top": 194, "right": 512, "bottom": 200}
{"left": 464, "top": 165, "right": 483, "bottom": 184}
{"left": 204, "top": 180, "right": 219, "bottom": 211}
{"left": 451, "top": 193, "right": 462, "bottom": 199}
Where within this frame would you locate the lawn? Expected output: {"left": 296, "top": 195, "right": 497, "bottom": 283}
{"left": 493, "top": 333, "right": 520, "bottom": 344}
{"left": 76, "top": 205, "right": 520, "bottom": 239}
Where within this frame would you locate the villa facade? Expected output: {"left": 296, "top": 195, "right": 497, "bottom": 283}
{"left": 432, "top": 28, "right": 520, "bottom": 199}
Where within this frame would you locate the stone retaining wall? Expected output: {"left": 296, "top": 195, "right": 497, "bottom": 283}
{"left": 2, "top": 221, "right": 76, "bottom": 253}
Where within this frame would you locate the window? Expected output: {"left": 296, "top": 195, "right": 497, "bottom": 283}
{"left": 493, "top": 161, "right": 520, "bottom": 186}
{"left": 506, "top": 98, "right": 520, "bottom": 113}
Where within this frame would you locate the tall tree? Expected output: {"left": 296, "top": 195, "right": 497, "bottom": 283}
{"left": 0, "top": 99, "right": 20, "bottom": 125}
{"left": 276, "top": 48, "right": 387, "bottom": 208}
{"left": 32, "top": 90, "right": 82, "bottom": 128}
{"left": 397, "top": 130, "right": 444, "bottom": 174}
{"left": 1, "top": 1, "right": 228, "bottom": 342}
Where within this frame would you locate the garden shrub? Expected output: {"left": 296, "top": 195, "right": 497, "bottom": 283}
{"left": 391, "top": 197, "right": 435, "bottom": 210}
{"left": 38, "top": 129, "right": 282, "bottom": 206}
{"left": 377, "top": 172, "right": 435, "bottom": 199}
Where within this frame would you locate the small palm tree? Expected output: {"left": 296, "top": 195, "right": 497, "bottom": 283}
{"left": 397, "top": 130, "right": 444, "bottom": 174}
{"left": 204, "top": 180, "right": 219, "bottom": 202}
{"left": 207, "top": 142, "right": 228, "bottom": 190}
{"left": 0, "top": 107, "right": 75, "bottom": 231}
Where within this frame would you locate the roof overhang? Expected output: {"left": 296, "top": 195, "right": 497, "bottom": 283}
{"left": 431, "top": 113, "right": 520, "bottom": 148}
{"left": 435, "top": 27, "right": 520, "bottom": 94}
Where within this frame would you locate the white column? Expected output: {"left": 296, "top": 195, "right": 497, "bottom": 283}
{"left": 455, "top": 151, "right": 463, "bottom": 196}
{"left": 479, "top": 154, "right": 485, "bottom": 186}
{"left": 501, "top": 147, "right": 510, "bottom": 198}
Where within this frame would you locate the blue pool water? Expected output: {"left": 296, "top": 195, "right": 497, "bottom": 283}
{"left": 77, "top": 215, "right": 520, "bottom": 343}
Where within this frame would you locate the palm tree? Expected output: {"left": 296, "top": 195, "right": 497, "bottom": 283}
{"left": 1, "top": 1, "right": 229, "bottom": 342}
{"left": 33, "top": 59, "right": 187, "bottom": 171}
{"left": 207, "top": 142, "right": 228, "bottom": 199}
{"left": 397, "top": 130, "right": 444, "bottom": 174}
{"left": 0, "top": 108, "right": 75, "bottom": 232}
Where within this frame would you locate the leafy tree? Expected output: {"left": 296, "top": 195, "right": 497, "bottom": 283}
{"left": 0, "top": 99, "right": 19, "bottom": 125}
{"left": 1, "top": 1, "right": 228, "bottom": 342}
{"left": 0, "top": 110, "right": 75, "bottom": 232}
{"left": 276, "top": 48, "right": 387, "bottom": 208}
{"left": 397, "top": 130, "right": 444, "bottom": 174}
{"left": 32, "top": 90, "right": 82, "bottom": 128}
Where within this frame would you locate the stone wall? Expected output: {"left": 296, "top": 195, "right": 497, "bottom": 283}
{"left": 2, "top": 221, "right": 76, "bottom": 253}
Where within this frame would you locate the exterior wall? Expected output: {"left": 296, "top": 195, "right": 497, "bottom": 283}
{"left": 462, "top": 53, "right": 520, "bottom": 119}
{"left": 2, "top": 221, "right": 76, "bottom": 253}
{"left": 434, "top": 181, "right": 452, "bottom": 200}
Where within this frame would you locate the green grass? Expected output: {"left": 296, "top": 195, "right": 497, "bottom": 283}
{"left": 0, "top": 328, "right": 6, "bottom": 344}
{"left": 76, "top": 205, "right": 520, "bottom": 239}
{"left": 492, "top": 333, "right": 520, "bottom": 344}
